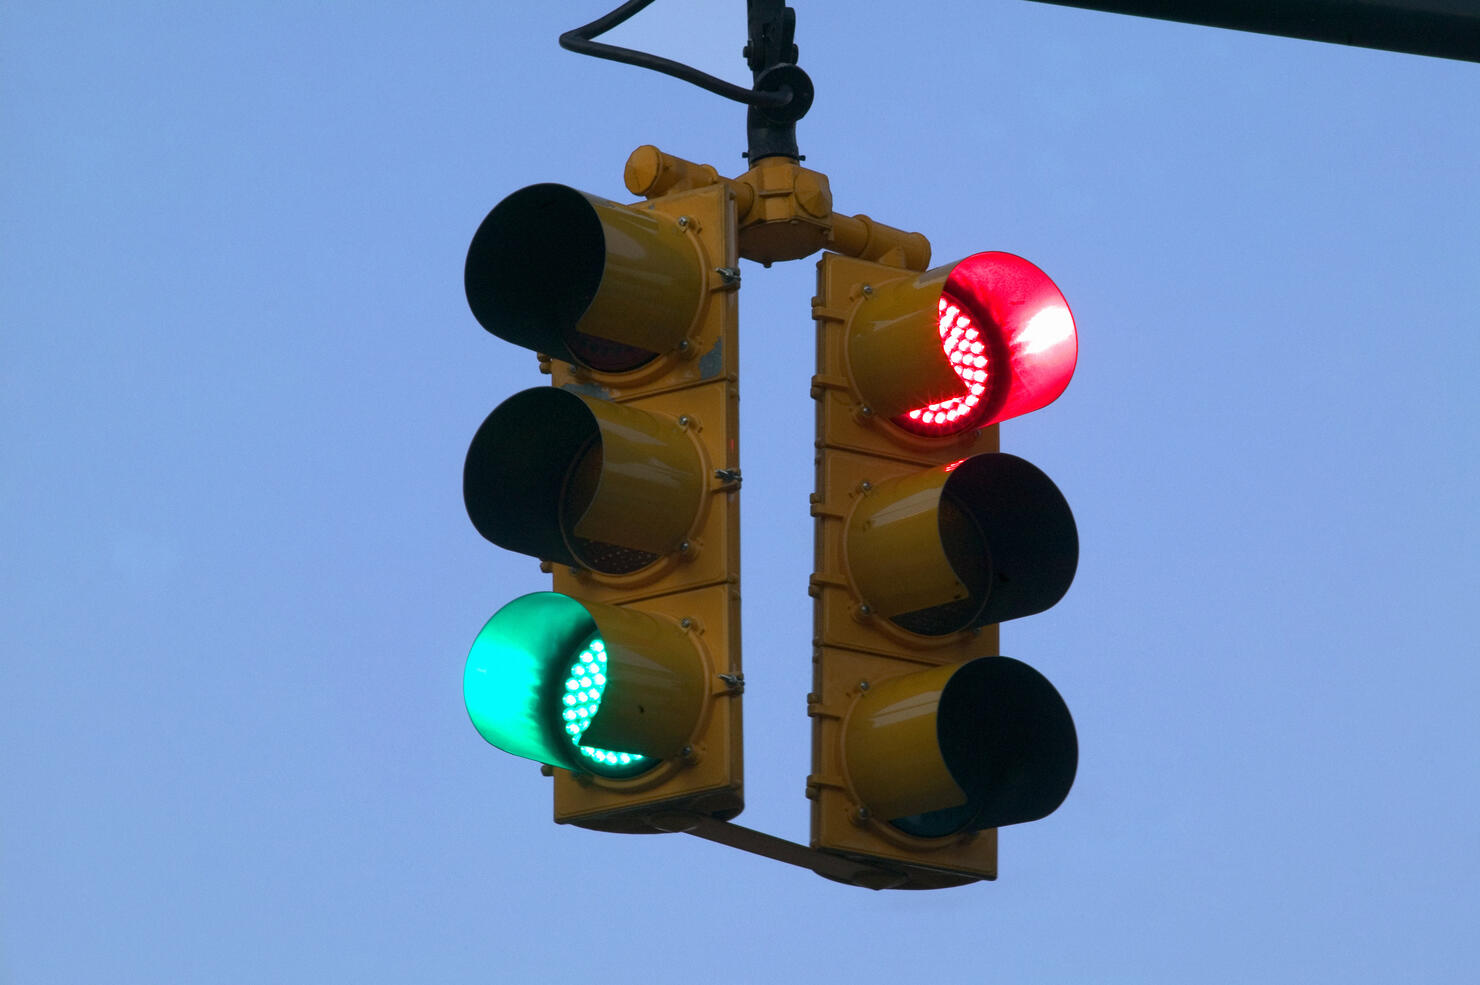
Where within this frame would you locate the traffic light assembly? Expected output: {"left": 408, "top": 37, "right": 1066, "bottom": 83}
{"left": 463, "top": 141, "right": 1080, "bottom": 889}
{"left": 461, "top": 0, "right": 1469, "bottom": 893}
{"left": 809, "top": 245, "right": 1079, "bottom": 888}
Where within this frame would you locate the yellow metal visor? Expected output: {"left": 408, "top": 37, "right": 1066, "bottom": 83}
{"left": 845, "top": 454, "right": 1078, "bottom": 636}
{"left": 844, "top": 657, "right": 1078, "bottom": 837}
{"left": 577, "top": 602, "right": 706, "bottom": 757}
{"left": 845, "top": 663, "right": 966, "bottom": 821}
{"left": 846, "top": 263, "right": 966, "bottom": 419}
{"left": 465, "top": 183, "right": 706, "bottom": 370}
{"left": 464, "top": 387, "right": 704, "bottom": 574}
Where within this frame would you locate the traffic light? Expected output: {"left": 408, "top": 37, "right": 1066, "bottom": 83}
{"left": 809, "top": 249, "right": 1080, "bottom": 887}
{"left": 461, "top": 178, "right": 743, "bottom": 833}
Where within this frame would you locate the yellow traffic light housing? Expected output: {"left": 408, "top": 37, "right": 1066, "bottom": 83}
{"left": 462, "top": 177, "right": 742, "bottom": 833}
{"left": 809, "top": 249, "right": 1080, "bottom": 887}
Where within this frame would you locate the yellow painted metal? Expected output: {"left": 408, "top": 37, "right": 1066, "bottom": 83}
{"left": 576, "top": 192, "right": 705, "bottom": 354}
{"left": 844, "top": 663, "right": 965, "bottom": 821}
{"left": 810, "top": 251, "right": 999, "bottom": 886}
{"left": 623, "top": 146, "right": 930, "bottom": 271}
{"left": 828, "top": 213, "right": 931, "bottom": 270}
{"left": 847, "top": 264, "right": 966, "bottom": 419}
{"left": 567, "top": 395, "right": 704, "bottom": 558}
{"left": 845, "top": 467, "right": 964, "bottom": 620}
{"left": 809, "top": 646, "right": 997, "bottom": 886}
{"left": 624, "top": 145, "right": 735, "bottom": 205}
{"left": 552, "top": 583, "right": 743, "bottom": 832}
{"left": 580, "top": 602, "right": 707, "bottom": 757}
{"left": 545, "top": 180, "right": 744, "bottom": 832}
{"left": 731, "top": 157, "right": 832, "bottom": 264}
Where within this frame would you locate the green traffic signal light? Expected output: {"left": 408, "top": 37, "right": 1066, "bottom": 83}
{"left": 464, "top": 592, "right": 705, "bottom": 780}
{"left": 558, "top": 636, "right": 649, "bottom": 774}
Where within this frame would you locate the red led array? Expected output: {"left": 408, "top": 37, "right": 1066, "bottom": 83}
{"left": 897, "top": 292, "right": 992, "bottom": 435}
{"left": 891, "top": 252, "right": 1076, "bottom": 437}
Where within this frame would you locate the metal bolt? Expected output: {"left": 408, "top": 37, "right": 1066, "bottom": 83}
{"left": 861, "top": 284, "right": 874, "bottom": 296}
{"left": 677, "top": 414, "right": 691, "bottom": 428}
{"left": 680, "top": 617, "right": 693, "bottom": 629}
{"left": 859, "top": 480, "right": 872, "bottom": 493}
{"left": 677, "top": 339, "right": 691, "bottom": 353}
{"left": 858, "top": 405, "right": 874, "bottom": 417}
{"left": 858, "top": 603, "right": 873, "bottom": 616}
{"left": 677, "top": 215, "right": 692, "bottom": 229}
{"left": 858, "top": 680, "right": 870, "bottom": 692}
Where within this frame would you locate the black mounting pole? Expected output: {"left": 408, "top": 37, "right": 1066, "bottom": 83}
{"left": 743, "top": 0, "right": 814, "bottom": 163}
{"left": 558, "top": 0, "right": 813, "bottom": 165}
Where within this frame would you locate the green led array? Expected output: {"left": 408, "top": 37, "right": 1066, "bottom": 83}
{"left": 560, "top": 636, "right": 645, "bottom": 772}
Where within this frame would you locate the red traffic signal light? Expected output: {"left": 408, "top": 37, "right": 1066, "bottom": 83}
{"left": 846, "top": 251, "right": 1077, "bottom": 436}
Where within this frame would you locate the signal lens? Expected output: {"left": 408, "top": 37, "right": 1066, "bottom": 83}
{"left": 464, "top": 592, "right": 663, "bottom": 780}
{"left": 891, "top": 253, "right": 1077, "bottom": 436}
{"left": 565, "top": 329, "right": 658, "bottom": 374}
{"left": 897, "top": 291, "right": 994, "bottom": 435}
{"left": 560, "top": 635, "right": 647, "bottom": 775}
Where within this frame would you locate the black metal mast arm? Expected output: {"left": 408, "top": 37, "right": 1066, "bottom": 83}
{"left": 1020, "top": 0, "right": 1480, "bottom": 63}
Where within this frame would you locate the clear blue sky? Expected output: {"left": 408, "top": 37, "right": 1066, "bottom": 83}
{"left": 4, "top": 2, "right": 1478, "bottom": 982}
